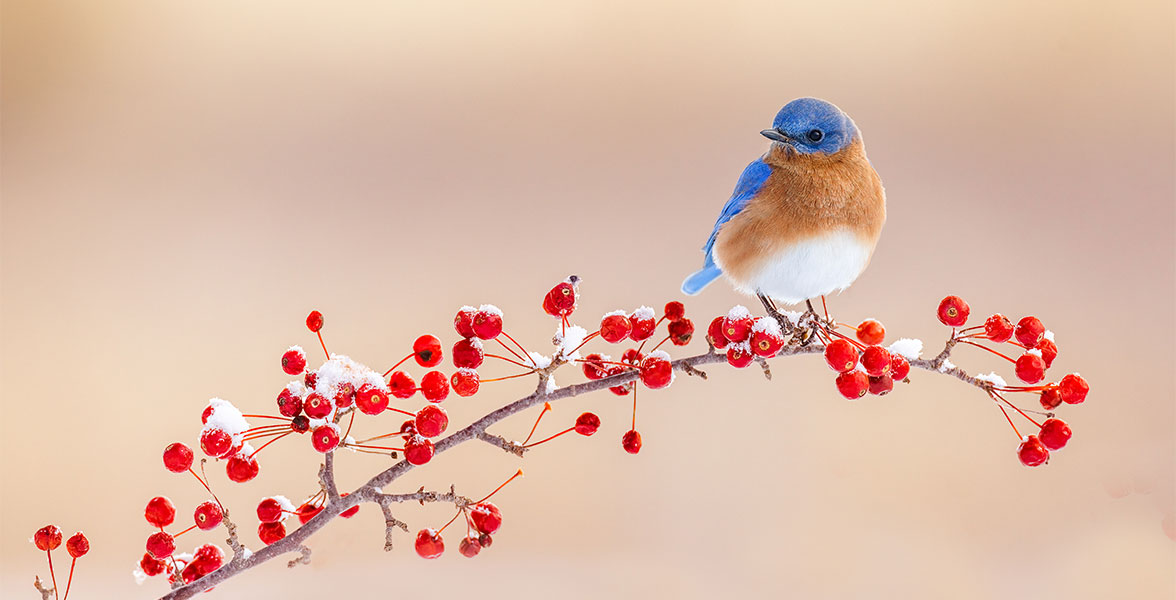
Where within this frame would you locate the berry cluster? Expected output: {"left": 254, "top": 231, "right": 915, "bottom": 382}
{"left": 32, "top": 525, "right": 89, "bottom": 600}
{"left": 934, "top": 296, "right": 1088, "bottom": 467}
{"left": 136, "top": 493, "right": 226, "bottom": 586}
{"left": 414, "top": 470, "right": 522, "bottom": 559}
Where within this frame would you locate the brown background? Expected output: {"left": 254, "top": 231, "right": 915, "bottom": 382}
{"left": 2, "top": 0, "right": 1173, "bottom": 598}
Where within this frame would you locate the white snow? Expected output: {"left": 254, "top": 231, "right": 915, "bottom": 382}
{"left": 202, "top": 398, "right": 251, "bottom": 446}
{"left": 285, "top": 344, "right": 305, "bottom": 356}
{"left": 751, "top": 316, "right": 783, "bottom": 336}
{"left": 132, "top": 566, "right": 147, "bottom": 585}
{"left": 1043, "top": 330, "right": 1055, "bottom": 342}
{"left": 545, "top": 377, "right": 558, "bottom": 393}
{"left": 285, "top": 380, "right": 307, "bottom": 398}
{"left": 974, "top": 372, "right": 1008, "bottom": 388}
{"left": 311, "top": 355, "right": 388, "bottom": 414}
{"left": 649, "top": 349, "right": 672, "bottom": 361}
{"left": 1026, "top": 348, "right": 1043, "bottom": 357}
{"left": 270, "top": 495, "right": 297, "bottom": 515}
{"left": 478, "top": 304, "right": 503, "bottom": 317}
{"left": 938, "top": 358, "right": 955, "bottom": 372}
{"left": 888, "top": 338, "right": 923, "bottom": 360}
{"left": 528, "top": 352, "right": 552, "bottom": 370}
{"left": 630, "top": 306, "right": 655, "bottom": 321}
{"left": 555, "top": 325, "right": 588, "bottom": 361}
{"left": 602, "top": 309, "right": 627, "bottom": 318}
{"left": 726, "top": 305, "right": 751, "bottom": 320}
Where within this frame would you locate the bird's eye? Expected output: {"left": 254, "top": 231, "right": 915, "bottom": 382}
{"left": 806, "top": 129, "right": 824, "bottom": 143}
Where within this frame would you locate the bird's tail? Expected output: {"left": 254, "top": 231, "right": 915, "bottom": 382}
{"left": 681, "top": 265, "right": 722, "bottom": 296}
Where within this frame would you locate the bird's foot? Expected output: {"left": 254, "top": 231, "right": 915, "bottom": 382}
{"left": 756, "top": 293, "right": 795, "bottom": 336}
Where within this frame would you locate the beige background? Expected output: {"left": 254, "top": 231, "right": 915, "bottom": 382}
{"left": 2, "top": 0, "right": 1173, "bottom": 598}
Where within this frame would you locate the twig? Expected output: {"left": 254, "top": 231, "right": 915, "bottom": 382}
{"left": 33, "top": 576, "right": 52, "bottom": 600}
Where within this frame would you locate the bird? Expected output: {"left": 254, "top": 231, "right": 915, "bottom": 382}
{"left": 681, "top": 97, "right": 885, "bottom": 320}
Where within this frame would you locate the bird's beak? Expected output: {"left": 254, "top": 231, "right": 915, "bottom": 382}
{"left": 760, "top": 128, "right": 792, "bottom": 143}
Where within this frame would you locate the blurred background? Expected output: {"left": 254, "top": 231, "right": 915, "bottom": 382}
{"left": 2, "top": 0, "right": 1173, "bottom": 598}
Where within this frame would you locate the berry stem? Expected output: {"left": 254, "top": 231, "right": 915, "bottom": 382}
{"left": 189, "top": 462, "right": 223, "bottom": 508}
{"left": 959, "top": 340, "right": 1016, "bottom": 362}
{"left": 249, "top": 431, "right": 294, "bottom": 458}
{"left": 316, "top": 331, "right": 329, "bottom": 360}
{"left": 480, "top": 371, "right": 538, "bottom": 383}
{"left": 343, "top": 411, "right": 356, "bottom": 441}
{"left": 565, "top": 331, "right": 600, "bottom": 356}
{"left": 631, "top": 386, "right": 638, "bottom": 430}
{"left": 382, "top": 353, "right": 414, "bottom": 378}
{"left": 241, "top": 414, "right": 291, "bottom": 420}
{"left": 344, "top": 443, "right": 406, "bottom": 452}
{"left": 649, "top": 335, "right": 671, "bottom": 353}
{"left": 46, "top": 550, "right": 58, "bottom": 600}
{"left": 522, "top": 427, "right": 574, "bottom": 448}
{"left": 522, "top": 402, "right": 552, "bottom": 446}
{"left": 435, "top": 508, "right": 464, "bottom": 535}
{"left": 485, "top": 354, "right": 535, "bottom": 369}
{"left": 996, "top": 403, "right": 1022, "bottom": 439}
{"left": 174, "top": 524, "right": 198, "bottom": 537}
{"left": 493, "top": 338, "right": 528, "bottom": 365}
{"left": 62, "top": 557, "right": 76, "bottom": 600}
{"left": 475, "top": 468, "right": 525, "bottom": 503}
{"left": 499, "top": 331, "right": 534, "bottom": 366}
{"left": 991, "top": 391, "right": 1043, "bottom": 428}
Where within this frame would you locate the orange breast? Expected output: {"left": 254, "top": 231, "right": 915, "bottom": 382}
{"left": 712, "top": 139, "right": 886, "bottom": 285}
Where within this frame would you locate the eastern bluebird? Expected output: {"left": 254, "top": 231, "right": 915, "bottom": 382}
{"left": 681, "top": 98, "right": 885, "bottom": 318}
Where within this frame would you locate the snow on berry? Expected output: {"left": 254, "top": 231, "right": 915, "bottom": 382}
{"left": 281, "top": 346, "right": 307, "bottom": 376}
{"left": 555, "top": 325, "right": 588, "bottom": 361}
{"left": 722, "top": 305, "right": 754, "bottom": 342}
{"left": 200, "top": 398, "right": 251, "bottom": 453}
{"left": 638, "top": 351, "right": 674, "bottom": 389}
{"left": 628, "top": 307, "right": 657, "bottom": 341}
{"left": 750, "top": 317, "right": 784, "bottom": 357}
{"left": 887, "top": 338, "right": 923, "bottom": 361}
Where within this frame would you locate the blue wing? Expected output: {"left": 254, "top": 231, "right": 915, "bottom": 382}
{"left": 681, "top": 157, "right": 772, "bottom": 295}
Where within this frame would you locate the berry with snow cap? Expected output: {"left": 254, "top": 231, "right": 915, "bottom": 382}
{"left": 303, "top": 393, "right": 333, "bottom": 419}
{"left": 628, "top": 307, "right": 657, "bottom": 342}
{"left": 452, "top": 338, "right": 484, "bottom": 369}
{"left": 281, "top": 347, "right": 306, "bottom": 375}
{"left": 276, "top": 388, "right": 302, "bottom": 417}
{"left": 750, "top": 318, "right": 784, "bottom": 357}
{"left": 226, "top": 454, "right": 259, "bottom": 483}
{"left": 451, "top": 369, "right": 480, "bottom": 397}
{"left": 355, "top": 384, "right": 389, "bottom": 415}
{"left": 471, "top": 306, "right": 503, "bottom": 340}
{"left": 726, "top": 343, "right": 754, "bottom": 368}
{"left": 405, "top": 435, "right": 434, "bottom": 465}
{"left": 722, "top": 306, "right": 753, "bottom": 342}
{"left": 639, "top": 353, "right": 673, "bottom": 389}
{"left": 454, "top": 307, "right": 477, "bottom": 338}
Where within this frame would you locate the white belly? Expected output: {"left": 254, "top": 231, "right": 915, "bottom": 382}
{"left": 734, "top": 230, "right": 872, "bottom": 304}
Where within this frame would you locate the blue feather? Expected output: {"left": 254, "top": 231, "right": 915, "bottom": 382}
{"left": 681, "top": 157, "right": 772, "bottom": 295}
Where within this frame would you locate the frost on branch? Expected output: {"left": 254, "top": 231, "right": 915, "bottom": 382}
{"left": 31, "top": 277, "right": 1104, "bottom": 600}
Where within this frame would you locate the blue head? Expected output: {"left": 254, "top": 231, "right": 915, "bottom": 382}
{"left": 761, "top": 98, "right": 858, "bottom": 155}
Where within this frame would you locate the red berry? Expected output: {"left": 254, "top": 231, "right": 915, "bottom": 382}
{"left": 860, "top": 345, "right": 892, "bottom": 377}
{"left": 639, "top": 353, "right": 673, "bottom": 389}
{"left": 258, "top": 522, "right": 286, "bottom": 545}
{"left": 1038, "top": 418, "right": 1072, "bottom": 450}
{"left": 305, "top": 311, "right": 324, "bottom": 333}
{"left": 835, "top": 371, "right": 870, "bottom": 399}
{"left": 628, "top": 308, "right": 657, "bottom": 342}
{"left": 276, "top": 388, "right": 303, "bottom": 417}
{"left": 311, "top": 425, "right": 341, "bottom": 453}
{"left": 146, "top": 531, "right": 176, "bottom": 559}
{"left": 333, "top": 382, "right": 356, "bottom": 409}
{"left": 750, "top": 319, "right": 784, "bottom": 357}
{"left": 706, "top": 316, "right": 730, "bottom": 349}
{"left": 304, "top": 371, "right": 318, "bottom": 389}
{"left": 470, "top": 502, "right": 503, "bottom": 534}
{"left": 542, "top": 280, "right": 578, "bottom": 317}
{"left": 478, "top": 533, "right": 493, "bottom": 548}
{"left": 226, "top": 454, "right": 259, "bottom": 483}
{"left": 162, "top": 442, "right": 195, "bottom": 473}
{"left": 459, "top": 536, "right": 482, "bottom": 558}
{"left": 452, "top": 338, "right": 485, "bottom": 369}
{"left": 33, "top": 525, "right": 62, "bottom": 551}
{"left": 415, "top": 405, "right": 449, "bottom": 438}
{"left": 296, "top": 502, "right": 322, "bottom": 524}
{"left": 405, "top": 435, "right": 434, "bottom": 465}
{"left": 420, "top": 370, "right": 450, "bottom": 402}
{"left": 722, "top": 307, "right": 753, "bottom": 342}
{"left": 413, "top": 335, "right": 443, "bottom": 368}
{"left": 414, "top": 529, "right": 444, "bottom": 559}
{"left": 936, "top": 296, "right": 970, "bottom": 327}
{"left": 340, "top": 493, "right": 360, "bottom": 518}
{"left": 451, "top": 369, "right": 480, "bottom": 397}
{"left": 1014, "top": 316, "right": 1045, "bottom": 347}
{"left": 984, "top": 314, "right": 1014, "bottom": 343}
{"left": 1058, "top": 373, "right": 1088, "bottom": 404}
{"left": 823, "top": 339, "right": 860, "bottom": 373}
{"left": 868, "top": 374, "right": 894, "bottom": 396}
{"left": 140, "top": 552, "right": 169, "bottom": 577}
{"left": 145, "top": 496, "right": 176, "bottom": 528}
{"left": 66, "top": 532, "right": 90, "bottom": 558}
{"left": 199, "top": 428, "right": 233, "bottom": 458}
{"left": 1036, "top": 338, "right": 1058, "bottom": 369}
{"left": 355, "top": 384, "right": 390, "bottom": 415}
{"left": 194, "top": 501, "right": 224, "bottom": 531}
{"left": 290, "top": 415, "right": 310, "bottom": 433}
{"left": 1017, "top": 435, "right": 1050, "bottom": 467}
{"left": 1015, "top": 352, "right": 1046, "bottom": 384}
{"left": 303, "top": 392, "right": 333, "bottom": 419}
{"left": 281, "top": 347, "right": 307, "bottom": 376}
{"left": 622, "top": 429, "right": 642, "bottom": 454}
{"left": 1040, "top": 387, "right": 1063, "bottom": 410}
{"left": 726, "top": 344, "right": 754, "bottom": 368}
{"left": 454, "top": 307, "right": 477, "bottom": 338}
{"left": 256, "top": 498, "right": 286, "bottom": 523}
{"left": 855, "top": 319, "right": 885, "bottom": 345}
{"left": 621, "top": 348, "right": 644, "bottom": 365}
{"left": 600, "top": 313, "right": 633, "bottom": 343}
{"left": 193, "top": 543, "right": 225, "bottom": 572}
{"left": 201, "top": 405, "right": 214, "bottom": 424}
{"left": 388, "top": 371, "right": 416, "bottom": 399}
{"left": 581, "top": 354, "right": 608, "bottom": 380}
{"left": 668, "top": 318, "right": 695, "bottom": 346}
{"left": 574, "top": 412, "right": 601, "bottom": 436}
{"left": 890, "top": 354, "right": 911, "bottom": 381}
{"left": 664, "top": 301, "right": 686, "bottom": 321}
{"left": 471, "top": 306, "right": 503, "bottom": 340}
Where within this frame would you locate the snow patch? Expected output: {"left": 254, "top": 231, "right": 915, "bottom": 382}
{"left": 974, "top": 372, "right": 1008, "bottom": 388}
{"left": 888, "top": 338, "right": 923, "bottom": 360}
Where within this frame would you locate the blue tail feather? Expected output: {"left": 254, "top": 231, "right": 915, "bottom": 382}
{"left": 681, "top": 265, "right": 722, "bottom": 296}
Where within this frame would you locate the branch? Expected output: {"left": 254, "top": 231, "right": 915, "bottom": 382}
{"left": 157, "top": 338, "right": 985, "bottom": 599}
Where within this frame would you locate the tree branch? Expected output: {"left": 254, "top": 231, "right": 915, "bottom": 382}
{"left": 157, "top": 338, "right": 986, "bottom": 599}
